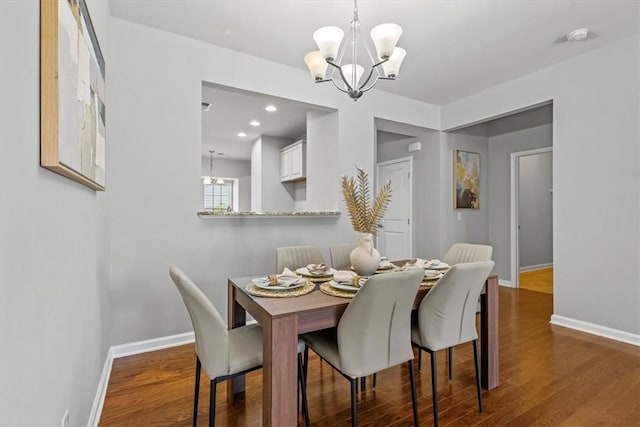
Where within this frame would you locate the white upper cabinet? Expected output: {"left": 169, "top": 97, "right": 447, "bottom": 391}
{"left": 280, "top": 140, "right": 306, "bottom": 182}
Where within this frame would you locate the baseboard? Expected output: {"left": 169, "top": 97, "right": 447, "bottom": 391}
{"left": 499, "top": 279, "right": 515, "bottom": 288}
{"left": 86, "top": 347, "right": 114, "bottom": 427}
{"left": 87, "top": 332, "right": 195, "bottom": 426}
{"left": 519, "top": 263, "right": 553, "bottom": 272}
{"left": 110, "top": 331, "right": 195, "bottom": 359}
{"left": 550, "top": 315, "right": 640, "bottom": 347}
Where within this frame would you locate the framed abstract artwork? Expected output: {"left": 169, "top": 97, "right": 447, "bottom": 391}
{"left": 454, "top": 150, "right": 480, "bottom": 209}
{"left": 40, "top": 0, "right": 106, "bottom": 191}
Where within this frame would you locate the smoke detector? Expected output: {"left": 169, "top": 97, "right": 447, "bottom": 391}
{"left": 566, "top": 28, "right": 589, "bottom": 42}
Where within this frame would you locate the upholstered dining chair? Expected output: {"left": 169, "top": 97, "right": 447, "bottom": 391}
{"left": 276, "top": 245, "right": 325, "bottom": 272}
{"left": 411, "top": 261, "right": 495, "bottom": 427}
{"left": 437, "top": 243, "right": 493, "bottom": 377}
{"left": 169, "top": 267, "right": 309, "bottom": 427}
{"left": 442, "top": 243, "right": 493, "bottom": 266}
{"left": 302, "top": 269, "right": 424, "bottom": 426}
{"left": 329, "top": 242, "right": 357, "bottom": 270}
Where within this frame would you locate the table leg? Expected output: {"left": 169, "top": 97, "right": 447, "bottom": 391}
{"left": 480, "top": 276, "right": 499, "bottom": 390}
{"left": 227, "top": 281, "right": 247, "bottom": 403}
{"left": 263, "top": 314, "right": 298, "bottom": 427}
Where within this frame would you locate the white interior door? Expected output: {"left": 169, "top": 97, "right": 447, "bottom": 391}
{"left": 376, "top": 157, "right": 412, "bottom": 260}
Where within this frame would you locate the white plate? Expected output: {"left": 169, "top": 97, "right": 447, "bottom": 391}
{"left": 424, "top": 270, "right": 443, "bottom": 280}
{"left": 251, "top": 277, "right": 306, "bottom": 290}
{"left": 428, "top": 262, "right": 449, "bottom": 270}
{"left": 296, "top": 267, "right": 337, "bottom": 277}
{"left": 328, "top": 279, "right": 363, "bottom": 292}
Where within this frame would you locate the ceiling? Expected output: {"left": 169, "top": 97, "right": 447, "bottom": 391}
{"left": 112, "top": 0, "right": 639, "bottom": 106}
{"left": 201, "top": 84, "right": 333, "bottom": 159}
{"left": 111, "top": 1, "right": 638, "bottom": 160}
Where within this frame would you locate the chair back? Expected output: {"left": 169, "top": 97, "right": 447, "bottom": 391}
{"left": 169, "top": 267, "right": 229, "bottom": 377}
{"left": 276, "top": 246, "right": 324, "bottom": 272}
{"left": 337, "top": 269, "right": 424, "bottom": 377}
{"left": 443, "top": 243, "right": 493, "bottom": 265}
{"left": 417, "top": 261, "right": 494, "bottom": 351}
{"left": 329, "top": 243, "right": 357, "bottom": 269}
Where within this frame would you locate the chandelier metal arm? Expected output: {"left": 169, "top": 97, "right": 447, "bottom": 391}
{"left": 326, "top": 59, "right": 355, "bottom": 91}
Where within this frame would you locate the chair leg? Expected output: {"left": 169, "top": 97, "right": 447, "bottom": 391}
{"left": 193, "top": 358, "right": 201, "bottom": 426}
{"left": 408, "top": 359, "right": 420, "bottom": 427}
{"left": 350, "top": 378, "right": 358, "bottom": 427}
{"left": 298, "top": 354, "right": 310, "bottom": 427}
{"left": 361, "top": 376, "right": 366, "bottom": 392}
{"left": 303, "top": 345, "right": 309, "bottom": 386}
{"left": 372, "top": 373, "right": 377, "bottom": 388}
{"left": 448, "top": 347, "right": 453, "bottom": 380}
{"left": 209, "top": 379, "right": 216, "bottom": 427}
{"left": 418, "top": 348, "right": 422, "bottom": 371}
{"left": 429, "top": 350, "right": 439, "bottom": 427}
{"left": 473, "top": 340, "right": 483, "bottom": 412}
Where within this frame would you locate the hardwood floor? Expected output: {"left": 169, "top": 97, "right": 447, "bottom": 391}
{"left": 519, "top": 268, "right": 553, "bottom": 294}
{"left": 99, "top": 288, "right": 640, "bottom": 426}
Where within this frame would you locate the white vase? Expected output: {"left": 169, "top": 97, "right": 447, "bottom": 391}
{"left": 350, "top": 233, "right": 381, "bottom": 276}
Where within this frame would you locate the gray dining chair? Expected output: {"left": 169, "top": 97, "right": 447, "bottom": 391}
{"left": 169, "top": 267, "right": 309, "bottom": 427}
{"left": 411, "top": 261, "right": 495, "bottom": 427}
{"left": 442, "top": 243, "right": 493, "bottom": 266}
{"left": 302, "top": 269, "right": 424, "bottom": 426}
{"left": 437, "top": 243, "right": 493, "bottom": 376}
{"left": 329, "top": 242, "right": 357, "bottom": 270}
{"left": 276, "top": 245, "right": 325, "bottom": 272}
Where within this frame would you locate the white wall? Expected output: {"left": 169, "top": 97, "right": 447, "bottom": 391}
{"left": 107, "top": 17, "right": 440, "bottom": 346}
{"left": 306, "top": 110, "right": 340, "bottom": 211}
{"left": 443, "top": 35, "right": 640, "bottom": 335}
{"left": 257, "top": 135, "right": 293, "bottom": 211}
{"left": 0, "top": 1, "right": 111, "bottom": 425}
{"left": 439, "top": 128, "right": 490, "bottom": 257}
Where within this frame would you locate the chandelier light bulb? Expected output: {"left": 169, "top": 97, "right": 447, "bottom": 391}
{"left": 341, "top": 63, "right": 365, "bottom": 89}
{"left": 381, "top": 47, "right": 407, "bottom": 78}
{"left": 313, "top": 26, "right": 344, "bottom": 61}
{"left": 304, "top": 51, "right": 328, "bottom": 81}
{"left": 370, "top": 23, "right": 402, "bottom": 60}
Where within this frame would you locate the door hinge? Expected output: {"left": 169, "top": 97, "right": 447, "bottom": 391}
{"left": 408, "top": 218, "right": 410, "bottom": 225}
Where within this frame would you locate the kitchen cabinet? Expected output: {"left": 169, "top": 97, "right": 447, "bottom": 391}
{"left": 280, "top": 140, "right": 306, "bottom": 182}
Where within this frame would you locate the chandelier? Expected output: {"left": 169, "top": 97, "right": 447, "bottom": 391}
{"left": 304, "top": 0, "right": 406, "bottom": 101}
{"left": 202, "top": 150, "right": 224, "bottom": 185}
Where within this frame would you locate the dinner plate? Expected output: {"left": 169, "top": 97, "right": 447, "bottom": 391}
{"left": 424, "top": 270, "right": 443, "bottom": 280}
{"left": 251, "top": 277, "right": 306, "bottom": 290}
{"left": 296, "top": 267, "right": 337, "bottom": 277}
{"left": 328, "top": 280, "right": 361, "bottom": 292}
{"left": 428, "top": 262, "right": 449, "bottom": 270}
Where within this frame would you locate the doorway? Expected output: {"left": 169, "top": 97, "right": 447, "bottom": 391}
{"left": 376, "top": 157, "right": 413, "bottom": 260}
{"left": 510, "top": 147, "right": 553, "bottom": 290}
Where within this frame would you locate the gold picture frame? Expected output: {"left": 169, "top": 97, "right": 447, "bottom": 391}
{"left": 454, "top": 150, "right": 480, "bottom": 209}
{"left": 40, "top": 0, "right": 106, "bottom": 191}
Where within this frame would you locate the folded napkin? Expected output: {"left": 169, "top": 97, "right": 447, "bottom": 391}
{"left": 404, "top": 258, "right": 439, "bottom": 269}
{"left": 333, "top": 270, "right": 362, "bottom": 287}
{"left": 378, "top": 259, "right": 394, "bottom": 269}
{"left": 268, "top": 268, "right": 305, "bottom": 287}
{"left": 307, "top": 263, "right": 330, "bottom": 276}
{"left": 424, "top": 269, "right": 441, "bottom": 279}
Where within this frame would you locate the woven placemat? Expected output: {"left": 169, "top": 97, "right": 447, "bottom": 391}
{"left": 319, "top": 282, "right": 359, "bottom": 298}
{"left": 246, "top": 282, "right": 316, "bottom": 298}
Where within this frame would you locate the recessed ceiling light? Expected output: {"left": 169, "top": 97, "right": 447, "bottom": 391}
{"left": 237, "top": 132, "right": 247, "bottom": 137}
{"left": 265, "top": 105, "right": 278, "bottom": 112}
{"left": 249, "top": 120, "right": 260, "bottom": 127}
{"left": 567, "top": 28, "right": 589, "bottom": 42}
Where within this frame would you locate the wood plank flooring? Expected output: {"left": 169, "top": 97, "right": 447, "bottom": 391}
{"left": 99, "top": 288, "right": 640, "bottom": 426}
{"left": 519, "top": 268, "right": 553, "bottom": 294}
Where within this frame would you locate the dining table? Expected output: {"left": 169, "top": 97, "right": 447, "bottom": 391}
{"left": 227, "top": 263, "right": 499, "bottom": 427}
